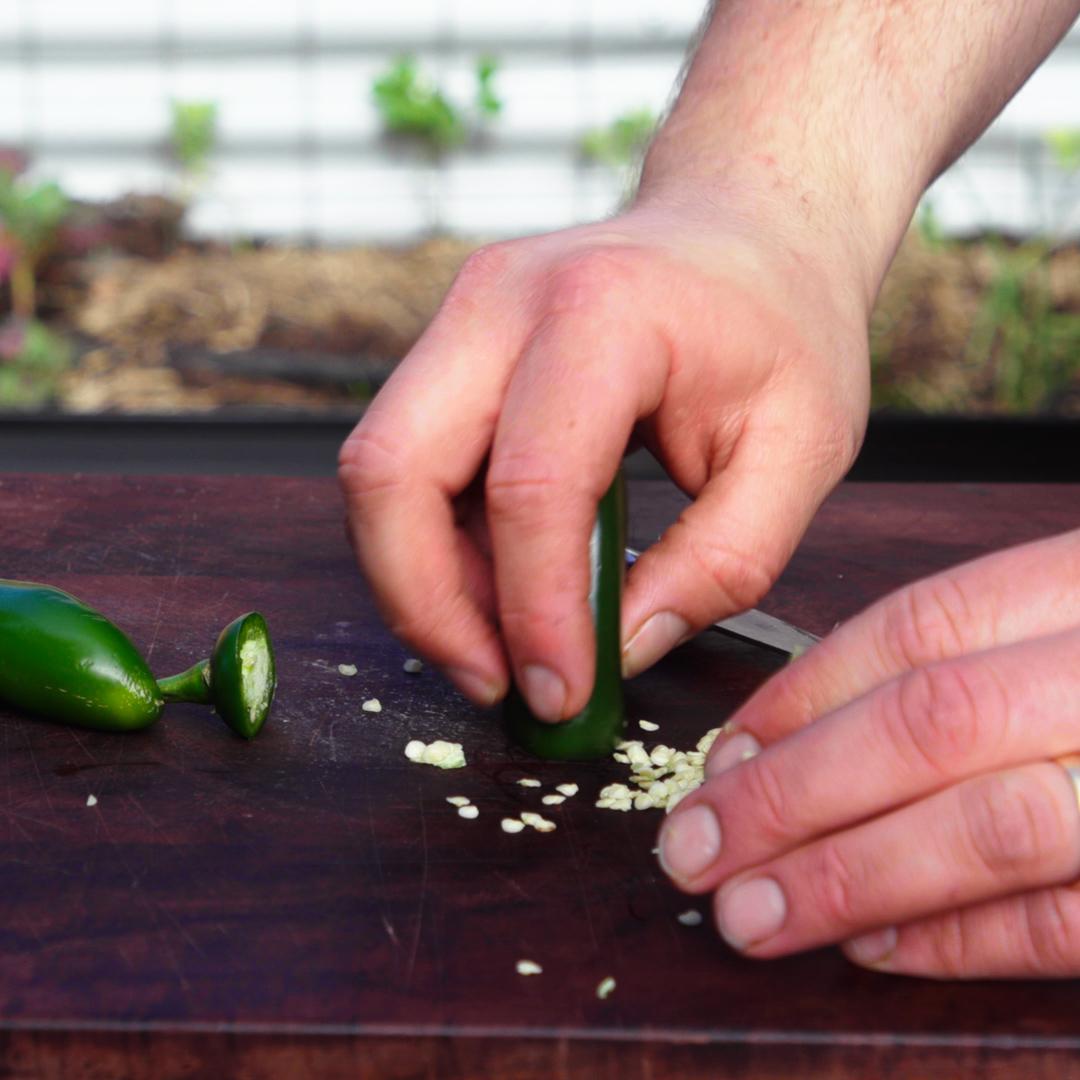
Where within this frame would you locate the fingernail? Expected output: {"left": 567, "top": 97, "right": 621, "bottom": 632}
{"left": 520, "top": 664, "right": 566, "bottom": 723}
{"left": 706, "top": 732, "right": 761, "bottom": 777}
{"left": 658, "top": 803, "right": 722, "bottom": 882}
{"left": 717, "top": 877, "right": 787, "bottom": 950}
{"left": 622, "top": 612, "right": 692, "bottom": 678}
{"left": 445, "top": 666, "right": 502, "bottom": 706}
{"left": 844, "top": 926, "right": 897, "bottom": 968}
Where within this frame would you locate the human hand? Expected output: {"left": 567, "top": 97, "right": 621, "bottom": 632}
{"left": 338, "top": 197, "right": 870, "bottom": 719}
{"left": 657, "top": 528, "right": 1080, "bottom": 978}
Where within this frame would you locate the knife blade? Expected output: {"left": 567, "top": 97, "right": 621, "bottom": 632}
{"left": 624, "top": 547, "right": 820, "bottom": 655}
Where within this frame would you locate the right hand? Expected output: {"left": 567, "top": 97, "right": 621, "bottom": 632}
{"left": 338, "top": 194, "right": 872, "bottom": 720}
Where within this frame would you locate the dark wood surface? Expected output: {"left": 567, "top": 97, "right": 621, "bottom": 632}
{"left": 0, "top": 474, "right": 1078, "bottom": 1079}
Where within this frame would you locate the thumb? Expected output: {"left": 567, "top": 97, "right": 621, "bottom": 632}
{"left": 621, "top": 410, "right": 858, "bottom": 677}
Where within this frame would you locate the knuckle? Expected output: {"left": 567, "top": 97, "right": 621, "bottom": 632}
{"left": 386, "top": 584, "right": 474, "bottom": 655}
{"left": 927, "top": 909, "right": 973, "bottom": 978}
{"left": 498, "top": 601, "right": 573, "bottom": 640}
{"left": 805, "top": 839, "right": 865, "bottom": 928}
{"left": 880, "top": 573, "right": 976, "bottom": 671}
{"left": 885, "top": 663, "right": 991, "bottom": 777}
{"left": 337, "top": 426, "right": 409, "bottom": 498}
{"left": 741, "top": 756, "right": 798, "bottom": 845}
{"left": 960, "top": 772, "right": 1061, "bottom": 879}
{"left": 453, "top": 243, "right": 514, "bottom": 293}
{"left": 484, "top": 457, "right": 565, "bottom": 521}
{"left": 684, "top": 535, "right": 776, "bottom": 614}
{"left": 1021, "top": 889, "right": 1080, "bottom": 975}
{"left": 438, "top": 243, "right": 517, "bottom": 322}
{"left": 543, "top": 248, "right": 639, "bottom": 317}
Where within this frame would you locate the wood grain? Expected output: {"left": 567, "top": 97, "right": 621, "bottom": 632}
{"left": 0, "top": 474, "right": 1077, "bottom": 1078}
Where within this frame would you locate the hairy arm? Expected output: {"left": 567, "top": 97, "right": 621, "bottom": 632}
{"left": 642, "top": 0, "right": 1080, "bottom": 303}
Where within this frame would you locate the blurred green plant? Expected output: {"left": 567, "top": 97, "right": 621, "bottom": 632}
{"left": 169, "top": 100, "right": 219, "bottom": 196}
{"left": 372, "top": 56, "right": 502, "bottom": 155}
{"left": 968, "top": 240, "right": 1080, "bottom": 413}
{"left": 1045, "top": 128, "right": 1080, "bottom": 173}
{"left": 0, "top": 318, "right": 73, "bottom": 409}
{"left": 914, "top": 198, "right": 946, "bottom": 250}
{"left": 872, "top": 128, "right": 1080, "bottom": 417}
{"left": 580, "top": 109, "right": 657, "bottom": 170}
{"left": 0, "top": 170, "right": 70, "bottom": 319}
{"left": 475, "top": 55, "right": 502, "bottom": 120}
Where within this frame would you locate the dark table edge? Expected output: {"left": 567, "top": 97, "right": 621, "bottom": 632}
{"left": 1, "top": 413, "right": 1077, "bottom": 481}
{"left": 0, "top": 1018, "right": 1075, "bottom": 1051}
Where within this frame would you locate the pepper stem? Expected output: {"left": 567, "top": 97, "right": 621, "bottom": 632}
{"left": 157, "top": 659, "right": 212, "bottom": 705}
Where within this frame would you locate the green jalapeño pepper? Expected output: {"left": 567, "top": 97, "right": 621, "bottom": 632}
{"left": 158, "top": 612, "right": 277, "bottom": 740}
{"left": 504, "top": 470, "right": 626, "bottom": 760}
{"left": 0, "top": 580, "right": 162, "bottom": 731}
{"left": 0, "top": 580, "right": 276, "bottom": 737}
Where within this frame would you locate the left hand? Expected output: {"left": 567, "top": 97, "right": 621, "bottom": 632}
{"left": 657, "top": 527, "right": 1080, "bottom": 978}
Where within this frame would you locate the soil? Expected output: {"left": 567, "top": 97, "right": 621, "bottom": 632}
{"left": 15, "top": 228, "right": 1080, "bottom": 417}
{"left": 52, "top": 236, "right": 475, "bottom": 414}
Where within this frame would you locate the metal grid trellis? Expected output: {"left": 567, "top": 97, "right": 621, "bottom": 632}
{"left": 1, "top": 1, "right": 1078, "bottom": 244}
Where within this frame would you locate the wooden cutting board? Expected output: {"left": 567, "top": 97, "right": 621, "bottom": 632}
{"left": 0, "top": 473, "right": 1077, "bottom": 1079}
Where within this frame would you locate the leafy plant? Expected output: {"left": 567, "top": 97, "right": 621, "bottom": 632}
{"left": 0, "top": 318, "right": 73, "bottom": 409}
{"left": 580, "top": 109, "right": 657, "bottom": 170}
{"left": 1046, "top": 128, "right": 1080, "bottom": 173}
{"left": 372, "top": 55, "right": 502, "bottom": 156}
{"left": 169, "top": 100, "right": 219, "bottom": 195}
{"left": 373, "top": 58, "right": 464, "bottom": 150}
{"left": 967, "top": 240, "right": 1080, "bottom": 413}
{"left": 0, "top": 170, "right": 70, "bottom": 319}
{"left": 474, "top": 55, "right": 502, "bottom": 119}
{"left": 914, "top": 198, "right": 946, "bottom": 250}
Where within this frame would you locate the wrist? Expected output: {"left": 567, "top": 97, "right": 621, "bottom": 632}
{"left": 631, "top": 161, "right": 885, "bottom": 329}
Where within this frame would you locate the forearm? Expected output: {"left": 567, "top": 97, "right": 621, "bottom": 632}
{"left": 639, "top": 0, "right": 1080, "bottom": 306}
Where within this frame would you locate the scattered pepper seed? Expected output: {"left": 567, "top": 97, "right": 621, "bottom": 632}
{"left": 677, "top": 910, "right": 704, "bottom": 927}
{"left": 404, "top": 739, "right": 467, "bottom": 769}
{"left": 596, "top": 976, "right": 616, "bottom": 1000}
{"left": 516, "top": 778, "right": 541, "bottom": 788}
{"left": 501, "top": 818, "right": 526, "bottom": 834}
{"left": 362, "top": 698, "right": 382, "bottom": 713}
{"left": 457, "top": 805, "right": 479, "bottom": 820}
{"left": 86, "top": 794, "right": 98, "bottom": 807}
{"left": 541, "top": 794, "right": 565, "bottom": 806}
{"left": 446, "top": 796, "right": 471, "bottom": 808}
{"left": 422, "top": 740, "right": 466, "bottom": 768}
{"left": 638, "top": 719, "right": 659, "bottom": 731}
{"left": 337, "top": 663, "right": 358, "bottom": 677}
{"left": 516, "top": 959, "right": 543, "bottom": 976}
{"left": 520, "top": 811, "right": 557, "bottom": 832}
{"left": 555, "top": 783, "right": 579, "bottom": 797}
{"left": 403, "top": 658, "right": 424, "bottom": 674}
{"left": 597, "top": 727, "right": 724, "bottom": 814}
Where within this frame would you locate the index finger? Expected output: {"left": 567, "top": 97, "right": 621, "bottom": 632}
{"left": 338, "top": 246, "right": 524, "bottom": 701}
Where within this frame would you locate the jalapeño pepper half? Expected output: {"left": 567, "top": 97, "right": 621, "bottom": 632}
{"left": 0, "top": 579, "right": 276, "bottom": 737}
{"left": 158, "top": 612, "right": 277, "bottom": 739}
{"left": 504, "top": 470, "right": 626, "bottom": 760}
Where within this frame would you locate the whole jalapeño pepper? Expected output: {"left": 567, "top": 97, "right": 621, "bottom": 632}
{"left": 0, "top": 580, "right": 276, "bottom": 737}
{"left": 504, "top": 470, "right": 626, "bottom": 760}
{"left": 0, "top": 580, "right": 162, "bottom": 731}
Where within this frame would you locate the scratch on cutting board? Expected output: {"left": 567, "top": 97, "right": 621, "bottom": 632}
{"left": 492, "top": 871, "right": 530, "bottom": 903}
{"left": 23, "top": 733, "right": 56, "bottom": 816}
{"left": 404, "top": 793, "right": 429, "bottom": 987}
{"left": 382, "top": 914, "right": 400, "bottom": 948}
